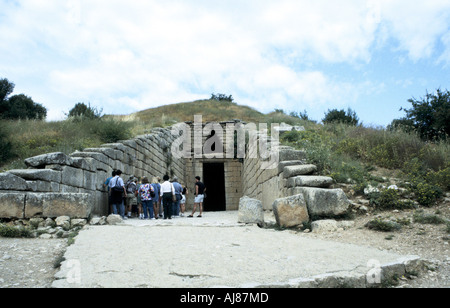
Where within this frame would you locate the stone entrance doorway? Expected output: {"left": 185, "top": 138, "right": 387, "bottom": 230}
{"left": 203, "top": 162, "right": 226, "bottom": 212}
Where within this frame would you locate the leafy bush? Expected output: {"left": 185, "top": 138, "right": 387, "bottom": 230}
{"left": 413, "top": 211, "right": 449, "bottom": 225}
{"left": 368, "top": 188, "right": 415, "bottom": 210}
{"left": 67, "top": 102, "right": 103, "bottom": 120}
{"left": 323, "top": 108, "right": 359, "bottom": 126}
{"left": 0, "top": 224, "right": 33, "bottom": 238}
{"left": 412, "top": 181, "right": 443, "bottom": 207}
{"left": 365, "top": 218, "right": 402, "bottom": 232}
{"left": 90, "top": 119, "right": 133, "bottom": 143}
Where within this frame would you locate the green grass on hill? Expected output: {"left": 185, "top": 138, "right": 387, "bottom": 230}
{"left": 128, "top": 99, "right": 266, "bottom": 124}
{"left": 1, "top": 99, "right": 449, "bottom": 209}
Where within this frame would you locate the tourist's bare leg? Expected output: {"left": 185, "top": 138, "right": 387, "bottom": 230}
{"left": 191, "top": 203, "right": 198, "bottom": 216}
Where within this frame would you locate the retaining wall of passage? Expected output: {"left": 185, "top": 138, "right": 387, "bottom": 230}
{"left": 242, "top": 143, "right": 307, "bottom": 210}
{"left": 0, "top": 127, "right": 184, "bottom": 219}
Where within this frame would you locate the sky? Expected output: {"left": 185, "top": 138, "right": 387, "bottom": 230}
{"left": 0, "top": 0, "right": 449, "bottom": 127}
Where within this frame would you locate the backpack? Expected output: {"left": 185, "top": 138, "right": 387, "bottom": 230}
{"left": 111, "top": 177, "right": 123, "bottom": 193}
{"left": 126, "top": 181, "right": 136, "bottom": 193}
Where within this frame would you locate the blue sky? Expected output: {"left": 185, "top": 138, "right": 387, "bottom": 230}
{"left": 0, "top": 0, "right": 449, "bottom": 126}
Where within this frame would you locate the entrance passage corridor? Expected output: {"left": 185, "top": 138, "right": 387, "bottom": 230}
{"left": 52, "top": 212, "right": 419, "bottom": 288}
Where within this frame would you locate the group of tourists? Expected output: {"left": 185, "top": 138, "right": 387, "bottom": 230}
{"left": 104, "top": 170, "right": 206, "bottom": 220}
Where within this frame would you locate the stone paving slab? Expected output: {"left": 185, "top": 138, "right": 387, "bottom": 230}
{"left": 52, "top": 212, "right": 423, "bottom": 288}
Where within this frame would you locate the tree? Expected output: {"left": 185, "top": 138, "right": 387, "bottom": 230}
{"left": 4, "top": 94, "right": 47, "bottom": 120}
{"left": 0, "top": 78, "right": 47, "bottom": 120}
{"left": 323, "top": 108, "right": 359, "bottom": 126}
{"left": 210, "top": 93, "right": 234, "bottom": 102}
{"left": 0, "top": 78, "right": 15, "bottom": 103}
{"left": 394, "top": 89, "right": 450, "bottom": 141}
{"left": 67, "top": 102, "right": 103, "bottom": 120}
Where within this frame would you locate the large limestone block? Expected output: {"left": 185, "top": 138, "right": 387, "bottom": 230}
{"left": 297, "top": 187, "right": 350, "bottom": 219}
{"left": 287, "top": 176, "right": 334, "bottom": 188}
{"left": 61, "top": 166, "right": 84, "bottom": 188}
{"left": 0, "top": 193, "right": 25, "bottom": 218}
{"left": 24, "top": 152, "right": 73, "bottom": 168}
{"left": 277, "top": 160, "right": 305, "bottom": 174}
{"left": 8, "top": 169, "right": 62, "bottom": 183}
{"left": 70, "top": 151, "right": 109, "bottom": 165}
{"left": 238, "top": 196, "right": 264, "bottom": 224}
{"left": 283, "top": 165, "right": 317, "bottom": 178}
{"left": 25, "top": 193, "right": 93, "bottom": 218}
{"left": 272, "top": 194, "right": 309, "bottom": 228}
{"left": 0, "top": 173, "right": 29, "bottom": 191}
{"left": 279, "top": 149, "right": 306, "bottom": 162}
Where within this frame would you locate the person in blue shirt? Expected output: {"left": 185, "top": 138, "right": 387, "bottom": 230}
{"left": 103, "top": 170, "right": 116, "bottom": 214}
{"left": 151, "top": 177, "right": 161, "bottom": 219}
{"left": 171, "top": 176, "right": 183, "bottom": 217}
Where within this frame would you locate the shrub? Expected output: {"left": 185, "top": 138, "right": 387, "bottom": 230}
{"left": 0, "top": 224, "right": 33, "bottom": 238}
{"left": 368, "top": 188, "right": 415, "bottom": 210}
{"left": 323, "top": 108, "right": 359, "bottom": 126}
{"left": 67, "top": 102, "right": 103, "bottom": 120}
{"left": 89, "top": 119, "right": 133, "bottom": 143}
{"left": 366, "top": 218, "right": 402, "bottom": 232}
{"left": 413, "top": 211, "right": 449, "bottom": 225}
{"left": 411, "top": 181, "right": 443, "bottom": 207}
{"left": 0, "top": 122, "right": 15, "bottom": 163}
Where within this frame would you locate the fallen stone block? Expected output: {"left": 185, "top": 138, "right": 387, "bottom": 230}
{"left": 296, "top": 187, "right": 351, "bottom": 219}
{"left": 272, "top": 194, "right": 309, "bottom": 228}
{"left": 106, "top": 214, "right": 123, "bottom": 225}
{"left": 238, "top": 196, "right": 264, "bottom": 224}
{"left": 311, "top": 219, "right": 338, "bottom": 233}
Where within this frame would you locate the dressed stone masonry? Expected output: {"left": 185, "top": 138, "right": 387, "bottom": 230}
{"left": 0, "top": 121, "right": 351, "bottom": 227}
{"left": 0, "top": 127, "right": 184, "bottom": 219}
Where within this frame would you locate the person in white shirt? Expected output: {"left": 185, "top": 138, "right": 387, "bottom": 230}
{"left": 160, "top": 174, "right": 175, "bottom": 219}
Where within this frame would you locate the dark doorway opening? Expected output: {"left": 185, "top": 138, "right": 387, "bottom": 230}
{"left": 203, "top": 163, "right": 226, "bottom": 212}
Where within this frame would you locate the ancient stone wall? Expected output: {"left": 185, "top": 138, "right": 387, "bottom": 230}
{"left": 242, "top": 144, "right": 307, "bottom": 210}
{"left": 0, "top": 127, "right": 184, "bottom": 219}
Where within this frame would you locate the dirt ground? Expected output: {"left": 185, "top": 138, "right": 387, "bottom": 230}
{"left": 0, "top": 200, "right": 449, "bottom": 288}
{"left": 303, "top": 199, "right": 450, "bottom": 288}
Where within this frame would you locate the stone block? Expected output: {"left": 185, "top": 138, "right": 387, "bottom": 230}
{"left": 283, "top": 165, "right": 317, "bottom": 178}
{"left": 8, "top": 169, "right": 62, "bottom": 183}
{"left": 272, "top": 194, "right": 309, "bottom": 228}
{"left": 0, "top": 173, "right": 29, "bottom": 191}
{"left": 311, "top": 219, "right": 338, "bottom": 233}
{"left": 0, "top": 193, "right": 25, "bottom": 218}
{"left": 238, "top": 196, "right": 264, "bottom": 224}
{"left": 279, "top": 149, "right": 306, "bottom": 162}
{"left": 296, "top": 187, "right": 351, "bottom": 219}
{"left": 24, "top": 152, "right": 73, "bottom": 168}
{"left": 61, "top": 166, "right": 84, "bottom": 188}
{"left": 287, "top": 176, "right": 333, "bottom": 188}
{"left": 25, "top": 193, "right": 93, "bottom": 218}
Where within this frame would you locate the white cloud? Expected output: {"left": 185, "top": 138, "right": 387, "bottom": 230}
{"left": 0, "top": 0, "right": 449, "bottom": 122}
